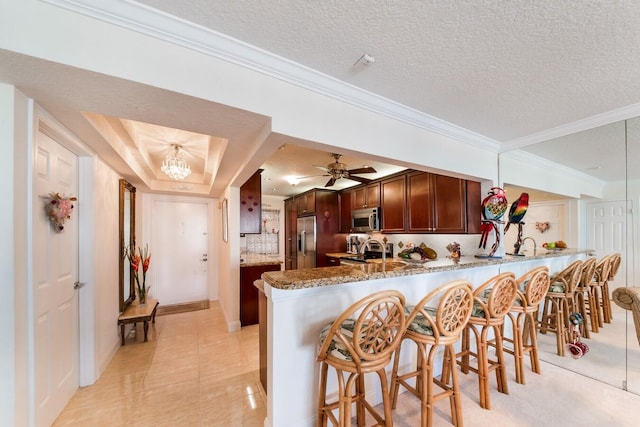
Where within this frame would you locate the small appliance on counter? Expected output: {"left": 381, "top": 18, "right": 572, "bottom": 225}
{"left": 340, "top": 242, "right": 393, "bottom": 266}
{"left": 347, "top": 234, "right": 361, "bottom": 254}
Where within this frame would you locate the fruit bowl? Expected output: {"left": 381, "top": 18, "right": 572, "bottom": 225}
{"left": 404, "top": 257, "right": 436, "bottom": 264}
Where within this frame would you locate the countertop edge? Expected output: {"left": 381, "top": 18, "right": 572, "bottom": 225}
{"left": 262, "top": 249, "right": 592, "bottom": 290}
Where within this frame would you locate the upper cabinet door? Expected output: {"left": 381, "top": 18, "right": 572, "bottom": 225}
{"left": 352, "top": 183, "right": 380, "bottom": 209}
{"left": 297, "top": 191, "right": 316, "bottom": 216}
{"left": 432, "top": 174, "right": 466, "bottom": 233}
{"left": 380, "top": 175, "right": 406, "bottom": 232}
{"left": 407, "top": 171, "right": 435, "bottom": 232}
{"left": 240, "top": 169, "right": 262, "bottom": 234}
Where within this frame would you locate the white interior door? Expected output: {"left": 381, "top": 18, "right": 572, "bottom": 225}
{"left": 151, "top": 199, "right": 209, "bottom": 305}
{"left": 33, "top": 131, "right": 79, "bottom": 426}
{"left": 586, "top": 200, "right": 627, "bottom": 289}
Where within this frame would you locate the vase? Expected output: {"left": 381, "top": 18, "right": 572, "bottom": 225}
{"left": 138, "top": 288, "right": 147, "bottom": 306}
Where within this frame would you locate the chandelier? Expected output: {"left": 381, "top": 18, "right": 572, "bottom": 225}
{"left": 161, "top": 144, "right": 192, "bottom": 180}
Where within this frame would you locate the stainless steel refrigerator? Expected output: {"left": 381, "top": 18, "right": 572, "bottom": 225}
{"left": 297, "top": 216, "right": 316, "bottom": 269}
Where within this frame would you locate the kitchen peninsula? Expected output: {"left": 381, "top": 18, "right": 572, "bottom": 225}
{"left": 259, "top": 249, "right": 590, "bottom": 427}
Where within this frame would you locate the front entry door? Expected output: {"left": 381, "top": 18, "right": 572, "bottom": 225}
{"left": 586, "top": 200, "right": 626, "bottom": 289}
{"left": 33, "top": 131, "right": 79, "bottom": 426}
{"left": 152, "top": 198, "right": 209, "bottom": 305}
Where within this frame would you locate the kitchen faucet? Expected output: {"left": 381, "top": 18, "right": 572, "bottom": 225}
{"left": 522, "top": 237, "right": 537, "bottom": 256}
{"left": 361, "top": 238, "right": 387, "bottom": 272}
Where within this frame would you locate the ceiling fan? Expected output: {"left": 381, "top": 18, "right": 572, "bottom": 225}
{"left": 309, "top": 153, "right": 378, "bottom": 187}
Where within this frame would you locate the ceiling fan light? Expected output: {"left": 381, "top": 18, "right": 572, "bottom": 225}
{"left": 161, "top": 144, "right": 192, "bottom": 180}
{"left": 287, "top": 176, "right": 301, "bottom": 185}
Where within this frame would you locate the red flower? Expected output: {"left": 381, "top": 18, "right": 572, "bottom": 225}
{"left": 124, "top": 244, "right": 151, "bottom": 300}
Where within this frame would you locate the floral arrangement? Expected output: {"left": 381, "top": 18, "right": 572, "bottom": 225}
{"left": 124, "top": 244, "right": 151, "bottom": 304}
{"left": 45, "top": 193, "right": 77, "bottom": 232}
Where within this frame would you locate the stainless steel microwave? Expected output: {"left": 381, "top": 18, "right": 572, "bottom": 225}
{"left": 351, "top": 207, "right": 381, "bottom": 232}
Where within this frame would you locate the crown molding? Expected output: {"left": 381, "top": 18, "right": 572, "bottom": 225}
{"left": 501, "top": 102, "right": 640, "bottom": 151}
{"left": 41, "top": 0, "right": 501, "bottom": 151}
{"left": 501, "top": 149, "right": 606, "bottom": 187}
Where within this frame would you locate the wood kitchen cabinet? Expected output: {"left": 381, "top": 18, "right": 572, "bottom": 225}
{"left": 407, "top": 171, "right": 434, "bottom": 233}
{"left": 380, "top": 174, "right": 406, "bottom": 232}
{"left": 465, "top": 180, "right": 482, "bottom": 234}
{"left": 338, "top": 189, "right": 353, "bottom": 232}
{"left": 406, "top": 171, "right": 467, "bottom": 233}
{"left": 240, "top": 263, "right": 280, "bottom": 326}
{"left": 240, "top": 169, "right": 262, "bottom": 234}
{"left": 284, "top": 197, "right": 297, "bottom": 270}
{"left": 352, "top": 183, "right": 380, "bottom": 209}
{"left": 296, "top": 191, "right": 316, "bottom": 215}
{"left": 326, "top": 255, "right": 341, "bottom": 267}
{"left": 338, "top": 169, "right": 480, "bottom": 235}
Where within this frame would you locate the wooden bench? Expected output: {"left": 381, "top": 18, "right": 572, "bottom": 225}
{"left": 117, "top": 298, "right": 159, "bottom": 345}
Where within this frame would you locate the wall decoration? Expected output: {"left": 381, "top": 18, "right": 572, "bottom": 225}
{"left": 45, "top": 192, "right": 77, "bottom": 232}
{"left": 536, "top": 221, "right": 551, "bottom": 233}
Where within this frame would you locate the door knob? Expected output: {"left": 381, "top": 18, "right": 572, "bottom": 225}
{"left": 74, "top": 281, "right": 84, "bottom": 289}
{"left": 201, "top": 258, "right": 208, "bottom": 262}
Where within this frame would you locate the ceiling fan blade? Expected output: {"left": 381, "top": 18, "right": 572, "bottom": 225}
{"left": 346, "top": 175, "right": 373, "bottom": 184}
{"left": 325, "top": 177, "right": 337, "bottom": 187}
{"left": 298, "top": 173, "right": 329, "bottom": 179}
{"left": 347, "top": 167, "right": 377, "bottom": 174}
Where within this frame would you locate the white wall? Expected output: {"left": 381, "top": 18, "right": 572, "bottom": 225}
{"left": 2, "top": 83, "right": 21, "bottom": 427}
{"left": 92, "top": 158, "right": 122, "bottom": 373}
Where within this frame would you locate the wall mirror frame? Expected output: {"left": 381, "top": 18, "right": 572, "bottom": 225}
{"left": 222, "top": 197, "right": 229, "bottom": 242}
{"left": 499, "top": 117, "right": 638, "bottom": 395}
{"left": 119, "top": 179, "right": 136, "bottom": 313}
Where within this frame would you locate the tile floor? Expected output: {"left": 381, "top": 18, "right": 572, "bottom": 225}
{"left": 54, "top": 301, "right": 640, "bottom": 426}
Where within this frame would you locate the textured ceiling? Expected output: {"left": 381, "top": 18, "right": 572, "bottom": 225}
{"left": 137, "top": 0, "right": 640, "bottom": 142}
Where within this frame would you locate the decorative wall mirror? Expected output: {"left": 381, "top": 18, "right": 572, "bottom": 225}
{"left": 119, "top": 179, "right": 136, "bottom": 313}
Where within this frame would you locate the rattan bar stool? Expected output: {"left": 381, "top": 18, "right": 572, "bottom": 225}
{"left": 389, "top": 280, "right": 473, "bottom": 427}
{"left": 592, "top": 256, "right": 613, "bottom": 327}
{"left": 538, "top": 260, "right": 583, "bottom": 357}
{"left": 317, "top": 290, "right": 406, "bottom": 427}
{"left": 450, "top": 272, "right": 517, "bottom": 410}
{"left": 605, "top": 253, "right": 622, "bottom": 322}
{"left": 575, "top": 257, "right": 598, "bottom": 338}
{"left": 501, "top": 266, "right": 549, "bottom": 385}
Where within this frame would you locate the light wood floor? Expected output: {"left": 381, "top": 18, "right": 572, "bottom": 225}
{"left": 54, "top": 302, "right": 266, "bottom": 426}
{"left": 54, "top": 301, "right": 640, "bottom": 426}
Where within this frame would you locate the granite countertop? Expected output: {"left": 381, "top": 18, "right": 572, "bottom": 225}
{"left": 262, "top": 249, "right": 592, "bottom": 290}
{"left": 240, "top": 253, "right": 282, "bottom": 267}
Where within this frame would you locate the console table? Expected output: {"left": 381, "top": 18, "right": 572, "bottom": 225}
{"left": 117, "top": 298, "right": 159, "bottom": 345}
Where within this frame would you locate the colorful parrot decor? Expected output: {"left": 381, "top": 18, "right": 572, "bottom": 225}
{"left": 477, "top": 187, "right": 508, "bottom": 257}
{"left": 504, "top": 192, "right": 530, "bottom": 255}
{"left": 504, "top": 192, "right": 529, "bottom": 233}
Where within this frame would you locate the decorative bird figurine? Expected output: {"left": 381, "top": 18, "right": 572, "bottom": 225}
{"left": 504, "top": 192, "right": 529, "bottom": 233}
{"left": 481, "top": 187, "right": 508, "bottom": 221}
{"left": 478, "top": 187, "right": 508, "bottom": 250}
